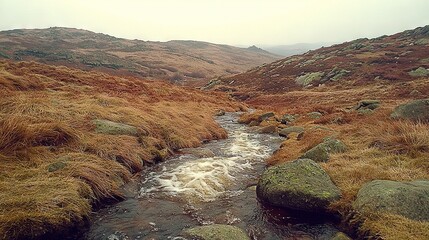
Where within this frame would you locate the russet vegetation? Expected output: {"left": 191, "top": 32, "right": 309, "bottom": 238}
{"left": 0, "top": 60, "right": 243, "bottom": 239}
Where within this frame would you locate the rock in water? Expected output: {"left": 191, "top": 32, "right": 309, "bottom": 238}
{"left": 257, "top": 159, "right": 341, "bottom": 213}
{"left": 353, "top": 180, "right": 429, "bottom": 221}
{"left": 182, "top": 224, "right": 250, "bottom": 240}
{"left": 300, "top": 138, "right": 347, "bottom": 162}
{"left": 390, "top": 99, "right": 429, "bottom": 122}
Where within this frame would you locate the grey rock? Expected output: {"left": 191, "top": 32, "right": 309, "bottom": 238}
{"left": 390, "top": 99, "right": 429, "bottom": 122}
{"left": 353, "top": 180, "right": 429, "bottom": 221}
{"left": 300, "top": 138, "right": 347, "bottom": 162}
{"left": 93, "top": 119, "right": 139, "bottom": 136}
{"left": 257, "top": 158, "right": 341, "bottom": 212}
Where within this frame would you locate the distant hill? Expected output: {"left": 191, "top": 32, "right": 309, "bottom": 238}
{"left": 262, "top": 43, "right": 333, "bottom": 57}
{"left": 0, "top": 27, "right": 280, "bottom": 85}
{"left": 208, "top": 25, "right": 429, "bottom": 99}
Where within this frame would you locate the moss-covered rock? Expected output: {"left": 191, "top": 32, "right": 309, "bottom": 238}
{"left": 295, "top": 72, "right": 325, "bottom": 86}
{"left": 353, "top": 180, "right": 429, "bottom": 221}
{"left": 390, "top": 99, "right": 429, "bottom": 122}
{"left": 92, "top": 119, "right": 139, "bottom": 136}
{"left": 300, "top": 138, "right": 347, "bottom": 162}
{"left": 182, "top": 224, "right": 250, "bottom": 240}
{"left": 47, "top": 161, "right": 67, "bottom": 172}
{"left": 256, "top": 159, "right": 341, "bottom": 212}
{"left": 408, "top": 67, "right": 429, "bottom": 77}
{"left": 307, "top": 112, "right": 323, "bottom": 119}
{"left": 278, "top": 126, "right": 304, "bottom": 138}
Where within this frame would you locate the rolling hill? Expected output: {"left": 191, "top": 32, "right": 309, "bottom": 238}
{"left": 0, "top": 27, "right": 280, "bottom": 85}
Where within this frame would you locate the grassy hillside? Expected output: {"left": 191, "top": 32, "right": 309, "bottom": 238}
{"left": 0, "top": 60, "right": 243, "bottom": 239}
{"left": 210, "top": 26, "right": 429, "bottom": 239}
{"left": 0, "top": 27, "right": 280, "bottom": 85}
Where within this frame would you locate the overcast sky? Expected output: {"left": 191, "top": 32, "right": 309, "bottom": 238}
{"left": 1, "top": 0, "right": 428, "bottom": 46}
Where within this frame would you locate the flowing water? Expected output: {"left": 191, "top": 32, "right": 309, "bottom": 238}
{"left": 78, "top": 113, "right": 342, "bottom": 240}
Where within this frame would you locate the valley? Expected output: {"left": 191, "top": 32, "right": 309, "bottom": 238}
{"left": 0, "top": 24, "right": 429, "bottom": 240}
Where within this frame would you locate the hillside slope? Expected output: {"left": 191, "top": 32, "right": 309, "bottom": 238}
{"left": 0, "top": 27, "right": 280, "bottom": 85}
{"left": 0, "top": 59, "right": 243, "bottom": 239}
{"left": 208, "top": 26, "right": 429, "bottom": 239}
{"left": 211, "top": 25, "right": 429, "bottom": 99}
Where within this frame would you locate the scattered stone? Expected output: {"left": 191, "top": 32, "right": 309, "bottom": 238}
{"left": 47, "top": 161, "right": 67, "bottom": 172}
{"left": 307, "top": 112, "right": 323, "bottom": 119}
{"left": 408, "top": 67, "right": 429, "bottom": 77}
{"left": 182, "top": 224, "right": 250, "bottom": 240}
{"left": 300, "top": 138, "right": 347, "bottom": 162}
{"left": 295, "top": 72, "right": 325, "bottom": 86}
{"left": 324, "top": 68, "right": 350, "bottom": 82}
{"left": 257, "top": 112, "right": 275, "bottom": 122}
{"left": 278, "top": 126, "right": 304, "bottom": 138}
{"left": 257, "top": 158, "right": 342, "bottom": 212}
{"left": 353, "top": 180, "right": 429, "bottom": 221}
{"left": 215, "top": 109, "right": 226, "bottom": 116}
{"left": 355, "top": 100, "right": 380, "bottom": 110}
{"left": 93, "top": 119, "right": 139, "bottom": 136}
{"left": 280, "top": 114, "right": 298, "bottom": 124}
{"left": 390, "top": 99, "right": 429, "bottom": 122}
{"left": 248, "top": 120, "right": 259, "bottom": 127}
{"left": 257, "top": 125, "right": 277, "bottom": 134}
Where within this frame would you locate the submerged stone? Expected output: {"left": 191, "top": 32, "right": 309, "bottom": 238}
{"left": 182, "top": 224, "right": 250, "bottom": 240}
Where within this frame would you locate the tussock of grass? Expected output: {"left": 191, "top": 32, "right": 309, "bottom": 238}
{"left": 0, "top": 60, "right": 242, "bottom": 239}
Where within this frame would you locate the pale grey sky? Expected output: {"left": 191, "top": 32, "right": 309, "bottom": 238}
{"left": 1, "top": 0, "right": 428, "bottom": 46}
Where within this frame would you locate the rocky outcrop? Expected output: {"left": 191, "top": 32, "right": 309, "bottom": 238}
{"left": 300, "top": 138, "right": 347, "bottom": 162}
{"left": 257, "top": 159, "right": 341, "bottom": 212}
{"left": 353, "top": 180, "right": 429, "bottom": 221}
{"left": 92, "top": 119, "right": 139, "bottom": 136}
{"left": 182, "top": 224, "right": 250, "bottom": 240}
{"left": 390, "top": 99, "right": 429, "bottom": 122}
{"left": 295, "top": 72, "right": 325, "bottom": 86}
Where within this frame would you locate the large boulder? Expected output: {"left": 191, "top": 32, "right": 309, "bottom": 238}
{"left": 295, "top": 72, "right": 325, "bottom": 86}
{"left": 300, "top": 138, "right": 347, "bottom": 162}
{"left": 278, "top": 126, "right": 304, "bottom": 138}
{"left": 353, "top": 180, "right": 429, "bottom": 221}
{"left": 390, "top": 99, "right": 429, "bottom": 122}
{"left": 182, "top": 224, "right": 250, "bottom": 240}
{"left": 257, "top": 159, "right": 341, "bottom": 212}
{"left": 92, "top": 119, "right": 139, "bottom": 136}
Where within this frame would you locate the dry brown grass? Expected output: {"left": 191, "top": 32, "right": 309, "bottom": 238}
{"left": 0, "top": 60, "right": 243, "bottom": 239}
{"left": 247, "top": 81, "right": 429, "bottom": 239}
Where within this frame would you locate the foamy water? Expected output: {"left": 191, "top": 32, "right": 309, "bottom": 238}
{"left": 139, "top": 114, "right": 279, "bottom": 202}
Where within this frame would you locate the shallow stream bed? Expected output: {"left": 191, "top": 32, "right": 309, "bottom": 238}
{"left": 78, "top": 113, "right": 342, "bottom": 239}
